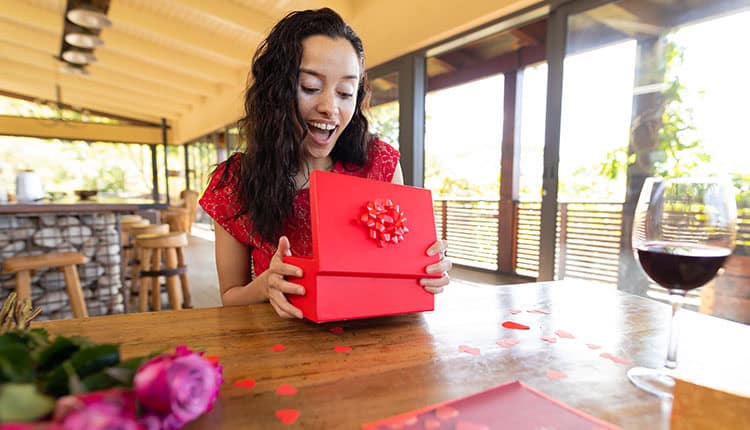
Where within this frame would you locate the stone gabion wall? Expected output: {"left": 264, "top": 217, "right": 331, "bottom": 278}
{"left": 0, "top": 212, "right": 124, "bottom": 320}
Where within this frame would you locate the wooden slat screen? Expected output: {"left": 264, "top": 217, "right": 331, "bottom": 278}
{"left": 515, "top": 202, "right": 541, "bottom": 277}
{"left": 433, "top": 199, "right": 498, "bottom": 270}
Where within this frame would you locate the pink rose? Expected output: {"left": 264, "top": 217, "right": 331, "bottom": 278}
{"left": 52, "top": 388, "right": 138, "bottom": 430}
{"left": 134, "top": 346, "right": 223, "bottom": 428}
{"left": 0, "top": 423, "right": 62, "bottom": 430}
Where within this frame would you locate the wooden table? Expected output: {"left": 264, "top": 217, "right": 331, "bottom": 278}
{"left": 35, "top": 280, "right": 750, "bottom": 429}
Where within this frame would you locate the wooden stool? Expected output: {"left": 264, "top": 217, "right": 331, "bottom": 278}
{"left": 129, "top": 224, "right": 170, "bottom": 295}
{"left": 135, "top": 232, "right": 192, "bottom": 312}
{"left": 2, "top": 252, "right": 88, "bottom": 318}
{"left": 120, "top": 214, "right": 144, "bottom": 224}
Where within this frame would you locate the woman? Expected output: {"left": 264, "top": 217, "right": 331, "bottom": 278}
{"left": 199, "top": 8, "right": 452, "bottom": 319}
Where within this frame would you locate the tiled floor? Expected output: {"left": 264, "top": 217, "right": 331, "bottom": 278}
{"left": 183, "top": 224, "right": 532, "bottom": 309}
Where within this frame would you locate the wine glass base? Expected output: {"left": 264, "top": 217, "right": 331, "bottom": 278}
{"left": 627, "top": 366, "right": 675, "bottom": 398}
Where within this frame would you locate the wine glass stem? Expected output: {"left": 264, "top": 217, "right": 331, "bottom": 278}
{"left": 665, "top": 290, "right": 685, "bottom": 370}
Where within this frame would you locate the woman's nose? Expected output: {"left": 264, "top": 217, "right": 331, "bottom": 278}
{"left": 316, "top": 91, "right": 338, "bottom": 116}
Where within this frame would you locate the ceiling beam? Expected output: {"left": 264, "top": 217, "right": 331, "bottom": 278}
{"left": 0, "top": 115, "right": 171, "bottom": 145}
{"left": 0, "top": 23, "right": 220, "bottom": 97}
{"left": 0, "top": 42, "right": 204, "bottom": 107}
{"left": 0, "top": 70, "right": 185, "bottom": 119}
{"left": 0, "top": 89, "right": 160, "bottom": 126}
{"left": 0, "top": 1, "right": 241, "bottom": 84}
{"left": 171, "top": 0, "right": 276, "bottom": 38}
{"left": 107, "top": 1, "right": 251, "bottom": 67}
{"left": 0, "top": 78, "right": 167, "bottom": 124}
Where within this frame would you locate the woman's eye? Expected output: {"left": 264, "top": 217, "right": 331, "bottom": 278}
{"left": 338, "top": 92, "right": 353, "bottom": 99}
{"left": 301, "top": 86, "right": 319, "bottom": 94}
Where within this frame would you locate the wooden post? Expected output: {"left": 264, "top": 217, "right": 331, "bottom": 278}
{"left": 558, "top": 203, "right": 568, "bottom": 279}
{"left": 498, "top": 69, "right": 522, "bottom": 274}
{"left": 618, "top": 37, "right": 665, "bottom": 295}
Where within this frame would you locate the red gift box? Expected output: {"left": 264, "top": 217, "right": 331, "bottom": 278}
{"left": 283, "top": 170, "right": 441, "bottom": 322}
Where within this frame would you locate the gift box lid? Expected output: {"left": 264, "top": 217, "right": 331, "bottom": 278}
{"left": 309, "top": 170, "right": 440, "bottom": 279}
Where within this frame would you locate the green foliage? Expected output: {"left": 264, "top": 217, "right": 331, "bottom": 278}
{"left": 599, "top": 39, "right": 712, "bottom": 182}
{"left": 368, "top": 101, "right": 399, "bottom": 146}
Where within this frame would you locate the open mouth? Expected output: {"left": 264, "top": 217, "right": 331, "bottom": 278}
{"left": 307, "top": 121, "right": 337, "bottom": 143}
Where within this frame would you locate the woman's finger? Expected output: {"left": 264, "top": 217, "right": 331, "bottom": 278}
{"left": 426, "top": 239, "right": 449, "bottom": 257}
{"left": 269, "top": 299, "right": 297, "bottom": 319}
{"left": 267, "top": 273, "right": 305, "bottom": 295}
{"left": 424, "top": 286, "right": 444, "bottom": 294}
{"left": 425, "top": 258, "right": 453, "bottom": 275}
{"left": 268, "top": 289, "right": 303, "bottom": 318}
{"left": 269, "top": 261, "right": 303, "bottom": 278}
{"left": 420, "top": 272, "right": 450, "bottom": 288}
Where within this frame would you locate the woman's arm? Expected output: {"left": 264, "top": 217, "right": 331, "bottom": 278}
{"left": 214, "top": 222, "right": 267, "bottom": 305}
{"left": 214, "top": 223, "right": 305, "bottom": 317}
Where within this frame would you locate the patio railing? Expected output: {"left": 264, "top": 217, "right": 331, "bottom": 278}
{"left": 434, "top": 199, "right": 750, "bottom": 283}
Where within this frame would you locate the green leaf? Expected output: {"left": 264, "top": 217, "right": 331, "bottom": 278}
{"left": 0, "top": 383, "right": 55, "bottom": 422}
{"left": 0, "top": 344, "right": 33, "bottom": 383}
{"left": 36, "top": 336, "right": 80, "bottom": 374}
{"left": 43, "top": 344, "right": 120, "bottom": 396}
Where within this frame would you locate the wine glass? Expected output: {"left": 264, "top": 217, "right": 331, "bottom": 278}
{"left": 628, "top": 177, "right": 737, "bottom": 398}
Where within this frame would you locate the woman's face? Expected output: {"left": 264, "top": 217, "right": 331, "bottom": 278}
{"left": 297, "top": 35, "right": 361, "bottom": 164}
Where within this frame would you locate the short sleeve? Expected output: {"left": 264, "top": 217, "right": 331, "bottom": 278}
{"left": 363, "top": 138, "right": 400, "bottom": 182}
{"left": 198, "top": 155, "right": 254, "bottom": 245}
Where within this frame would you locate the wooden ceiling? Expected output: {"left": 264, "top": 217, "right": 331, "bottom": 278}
{"left": 0, "top": 0, "right": 352, "bottom": 126}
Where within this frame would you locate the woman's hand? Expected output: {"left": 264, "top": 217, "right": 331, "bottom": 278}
{"left": 420, "top": 239, "right": 452, "bottom": 294}
{"left": 263, "top": 236, "right": 305, "bottom": 319}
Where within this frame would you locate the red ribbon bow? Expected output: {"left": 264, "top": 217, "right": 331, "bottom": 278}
{"left": 359, "top": 198, "right": 409, "bottom": 247}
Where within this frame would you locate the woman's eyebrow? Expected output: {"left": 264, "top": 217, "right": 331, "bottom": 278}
{"left": 299, "top": 68, "right": 358, "bottom": 81}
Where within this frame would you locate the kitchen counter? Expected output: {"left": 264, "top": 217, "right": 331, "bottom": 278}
{"left": 0, "top": 198, "right": 168, "bottom": 319}
{"left": 0, "top": 197, "right": 167, "bottom": 214}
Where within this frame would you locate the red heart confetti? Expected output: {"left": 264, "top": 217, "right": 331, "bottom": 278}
{"left": 334, "top": 345, "right": 352, "bottom": 353}
{"left": 456, "top": 421, "right": 490, "bottom": 430}
{"left": 360, "top": 198, "right": 409, "bottom": 247}
{"left": 546, "top": 370, "right": 568, "bottom": 380}
{"left": 586, "top": 344, "right": 602, "bottom": 350}
{"left": 502, "top": 321, "right": 530, "bottom": 330}
{"left": 275, "top": 384, "right": 298, "bottom": 396}
{"left": 555, "top": 330, "right": 575, "bottom": 339}
{"left": 600, "top": 352, "right": 632, "bottom": 365}
{"left": 204, "top": 355, "right": 220, "bottom": 365}
{"left": 275, "top": 409, "right": 300, "bottom": 425}
{"left": 510, "top": 309, "right": 523, "bottom": 315}
{"left": 424, "top": 418, "right": 442, "bottom": 429}
{"left": 458, "top": 345, "right": 481, "bottom": 355}
{"left": 233, "top": 378, "right": 256, "bottom": 389}
{"left": 527, "top": 309, "right": 551, "bottom": 315}
{"left": 541, "top": 336, "right": 557, "bottom": 343}
{"left": 496, "top": 338, "right": 520, "bottom": 348}
{"left": 269, "top": 344, "right": 286, "bottom": 352}
{"left": 435, "top": 406, "right": 460, "bottom": 420}
{"left": 329, "top": 326, "right": 344, "bottom": 335}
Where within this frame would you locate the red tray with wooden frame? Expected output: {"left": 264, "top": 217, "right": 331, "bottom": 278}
{"left": 283, "top": 170, "right": 440, "bottom": 322}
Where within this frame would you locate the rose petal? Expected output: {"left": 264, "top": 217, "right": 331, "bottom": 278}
{"left": 546, "top": 370, "right": 568, "bottom": 380}
{"left": 496, "top": 339, "right": 519, "bottom": 348}
{"left": 233, "top": 378, "right": 256, "bottom": 389}
{"left": 204, "top": 356, "right": 220, "bottom": 365}
{"left": 275, "top": 384, "right": 298, "bottom": 396}
{"left": 458, "top": 345, "right": 480, "bottom": 356}
{"left": 275, "top": 409, "right": 300, "bottom": 425}
{"left": 502, "top": 321, "right": 530, "bottom": 330}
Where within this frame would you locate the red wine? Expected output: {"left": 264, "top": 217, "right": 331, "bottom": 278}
{"left": 636, "top": 243, "right": 731, "bottom": 291}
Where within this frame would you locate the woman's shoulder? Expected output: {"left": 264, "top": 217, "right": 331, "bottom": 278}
{"left": 362, "top": 137, "right": 400, "bottom": 182}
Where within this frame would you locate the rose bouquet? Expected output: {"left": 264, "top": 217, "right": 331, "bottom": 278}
{"left": 0, "top": 293, "right": 223, "bottom": 429}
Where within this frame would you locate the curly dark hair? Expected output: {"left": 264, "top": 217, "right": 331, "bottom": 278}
{"left": 215, "top": 8, "right": 373, "bottom": 244}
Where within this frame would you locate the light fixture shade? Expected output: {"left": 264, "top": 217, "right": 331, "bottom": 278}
{"left": 65, "top": 32, "right": 104, "bottom": 48}
{"left": 62, "top": 49, "right": 97, "bottom": 65}
{"left": 67, "top": 8, "right": 112, "bottom": 29}
{"left": 60, "top": 63, "right": 90, "bottom": 76}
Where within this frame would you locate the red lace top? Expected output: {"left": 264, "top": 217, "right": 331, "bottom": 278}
{"left": 199, "top": 139, "right": 400, "bottom": 278}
